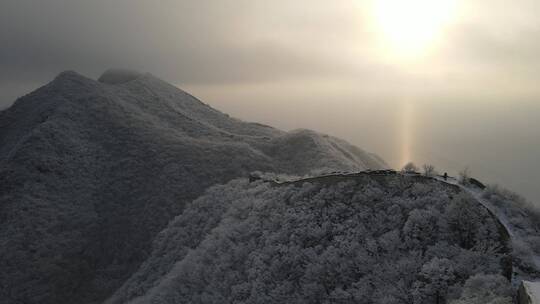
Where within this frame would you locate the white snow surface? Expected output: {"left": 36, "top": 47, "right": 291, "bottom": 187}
{"left": 0, "top": 70, "right": 387, "bottom": 304}
{"left": 523, "top": 281, "right": 540, "bottom": 303}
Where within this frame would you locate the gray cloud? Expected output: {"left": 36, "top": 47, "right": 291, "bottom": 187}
{"left": 2, "top": 0, "right": 540, "bottom": 202}
{"left": 0, "top": 0, "right": 366, "bottom": 86}
{"left": 3, "top": 0, "right": 539, "bottom": 97}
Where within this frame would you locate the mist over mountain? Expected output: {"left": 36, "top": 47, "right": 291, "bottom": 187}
{"left": 0, "top": 70, "right": 386, "bottom": 304}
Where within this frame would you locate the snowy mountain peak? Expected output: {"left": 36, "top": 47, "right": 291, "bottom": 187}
{"left": 0, "top": 70, "right": 389, "bottom": 304}
{"left": 98, "top": 68, "right": 144, "bottom": 84}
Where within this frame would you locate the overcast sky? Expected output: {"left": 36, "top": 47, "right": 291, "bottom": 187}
{"left": 1, "top": 0, "right": 540, "bottom": 202}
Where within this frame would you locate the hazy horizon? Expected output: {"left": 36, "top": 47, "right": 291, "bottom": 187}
{"left": 1, "top": 0, "right": 539, "bottom": 202}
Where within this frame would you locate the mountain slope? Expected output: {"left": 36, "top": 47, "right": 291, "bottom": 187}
{"left": 0, "top": 70, "right": 387, "bottom": 304}
{"left": 105, "top": 174, "right": 511, "bottom": 304}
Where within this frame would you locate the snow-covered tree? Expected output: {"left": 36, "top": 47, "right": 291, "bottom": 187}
{"left": 423, "top": 164, "right": 436, "bottom": 177}
{"left": 403, "top": 208, "right": 440, "bottom": 250}
{"left": 402, "top": 162, "right": 419, "bottom": 173}
{"left": 413, "top": 258, "right": 456, "bottom": 304}
{"left": 458, "top": 167, "right": 471, "bottom": 185}
{"left": 450, "top": 274, "right": 512, "bottom": 304}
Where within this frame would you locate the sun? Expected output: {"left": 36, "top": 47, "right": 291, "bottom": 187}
{"left": 371, "top": 0, "right": 458, "bottom": 58}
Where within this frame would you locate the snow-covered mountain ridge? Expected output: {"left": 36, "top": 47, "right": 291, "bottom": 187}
{"left": 0, "top": 70, "right": 387, "bottom": 304}
{"left": 106, "top": 173, "right": 513, "bottom": 304}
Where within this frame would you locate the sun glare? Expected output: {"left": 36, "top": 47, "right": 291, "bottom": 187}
{"left": 371, "top": 0, "right": 458, "bottom": 58}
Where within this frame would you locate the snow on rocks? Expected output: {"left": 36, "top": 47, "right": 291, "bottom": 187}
{"left": 519, "top": 281, "right": 540, "bottom": 304}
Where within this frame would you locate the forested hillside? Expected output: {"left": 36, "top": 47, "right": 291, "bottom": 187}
{"left": 0, "top": 70, "right": 386, "bottom": 304}
{"left": 107, "top": 174, "right": 513, "bottom": 304}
